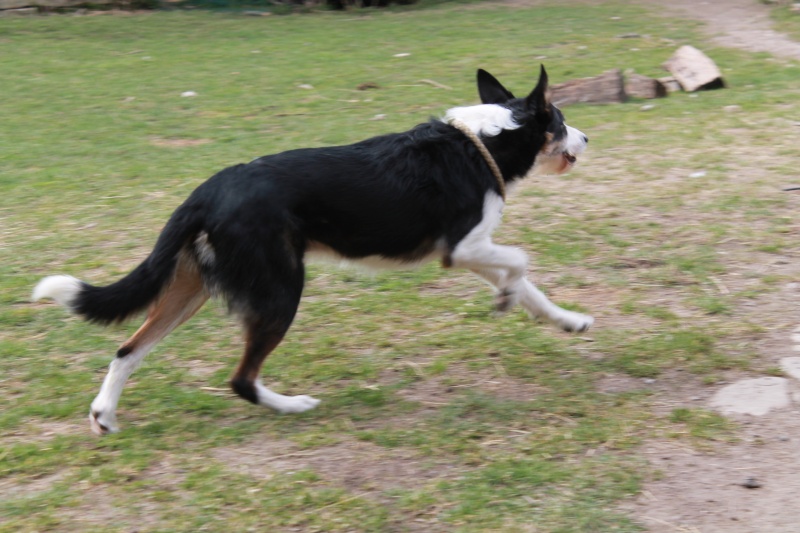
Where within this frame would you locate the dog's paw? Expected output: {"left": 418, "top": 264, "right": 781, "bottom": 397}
{"left": 89, "top": 409, "right": 119, "bottom": 436}
{"left": 553, "top": 310, "right": 594, "bottom": 333}
{"left": 274, "top": 394, "right": 321, "bottom": 414}
{"left": 493, "top": 288, "right": 519, "bottom": 314}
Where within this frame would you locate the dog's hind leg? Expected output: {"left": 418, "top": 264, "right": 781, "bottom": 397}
{"left": 89, "top": 260, "right": 208, "bottom": 435}
{"left": 230, "top": 316, "right": 320, "bottom": 414}
{"left": 229, "top": 274, "right": 320, "bottom": 414}
{"left": 470, "top": 267, "right": 594, "bottom": 333}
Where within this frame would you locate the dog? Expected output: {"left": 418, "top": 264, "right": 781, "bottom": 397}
{"left": 33, "top": 66, "right": 592, "bottom": 435}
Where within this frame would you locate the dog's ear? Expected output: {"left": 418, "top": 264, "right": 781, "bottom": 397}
{"left": 525, "top": 64, "right": 552, "bottom": 115}
{"left": 477, "top": 69, "right": 515, "bottom": 104}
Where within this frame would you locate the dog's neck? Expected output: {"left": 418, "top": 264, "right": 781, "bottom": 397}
{"left": 447, "top": 119, "right": 506, "bottom": 201}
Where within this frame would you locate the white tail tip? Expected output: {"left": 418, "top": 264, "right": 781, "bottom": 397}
{"left": 32, "top": 275, "right": 82, "bottom": 308}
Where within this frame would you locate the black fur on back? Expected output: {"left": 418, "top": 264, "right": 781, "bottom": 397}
{"left": 71, "top": 109, "right": 553, "bottom": 324}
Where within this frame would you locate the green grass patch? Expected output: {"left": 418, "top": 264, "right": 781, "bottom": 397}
{"left": 3, "top": 2, "right": 799, "bottom": 531}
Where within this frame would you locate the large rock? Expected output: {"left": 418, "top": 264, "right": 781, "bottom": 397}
{"left": 710, "top": 377, "right": 790, "bottom": 416}
{"left": 663, "top": 45, "right": 725, "bottom": 92}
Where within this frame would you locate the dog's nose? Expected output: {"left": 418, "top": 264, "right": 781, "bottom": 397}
{"left": 582, "top": 134, "right": 589, "bottom": 144}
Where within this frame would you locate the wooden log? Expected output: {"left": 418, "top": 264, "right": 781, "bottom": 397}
{"left": 625, "top": 73, "right": 667, "bottom": 99}
{"left": 550, "top": 69, "right": 626, "bottom": 106}
{"left": 0, "top": 0, "right": 31, "bottom": 8}
{"left": 658, "top": 76, "right": 682, "bottom": 93}
{"left": 0, "top": 0, "right": 111, "bottom": 7}
{"left": 662, "top": 45, "right": 725, "bottom": 92}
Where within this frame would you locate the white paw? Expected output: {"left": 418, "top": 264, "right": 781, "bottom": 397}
{"left": 273, "top": 394, "right": 321, "bottom": 414}
{"left": 553, "top": 310, "right": 594, "bottom": 333}
{"left": 89, "top": 409, "right": 119, "bottom": 435}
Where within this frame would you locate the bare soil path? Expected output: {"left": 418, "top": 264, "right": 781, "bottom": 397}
{"left": 654, "top": 0, "right": 800, "bottom": 60}
{"left": 625, "top": 1, "right": 800, "bottom": 531}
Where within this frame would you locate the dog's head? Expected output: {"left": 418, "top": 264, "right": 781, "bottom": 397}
{"left": 445, "top": 66, "right": 587, "bottom": 178}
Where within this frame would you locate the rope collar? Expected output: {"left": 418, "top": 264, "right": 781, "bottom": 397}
{"left": 448, "top": 119, "right": 506, "bottom": 201}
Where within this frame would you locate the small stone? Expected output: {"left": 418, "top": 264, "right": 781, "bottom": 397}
{"left": 393, "top": 53, "right": 411, "bottom": 58}
{"left": 689, "top": 171, "right": 707, "bottom": 178}
{"left": 741, "top": 477, "right": 762, "bottom": 489}
{"left": 724, "top": 105, "right": 741, "bottom": 112}
{"left": 181, "top": 91, "right": 197, "bottom": 97}
{"left": 640, "top": 104, "right": 655, "bottom": 111}
{"left": 297, "top": 84, "right": 314, "bottom": 90}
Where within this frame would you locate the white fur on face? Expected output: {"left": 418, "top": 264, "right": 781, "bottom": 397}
{"left": 444, "top": 104, "right": 521, "bottom": 137}
{"left": 532, "top": 124, "right": 588, "bottom": 176}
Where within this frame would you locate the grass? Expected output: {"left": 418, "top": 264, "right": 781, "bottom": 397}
{"left": 2, "top": 1, "right": 800, "bottom": 531}
{"left": 771, "top": 2, "right": 800, "bottom": 40}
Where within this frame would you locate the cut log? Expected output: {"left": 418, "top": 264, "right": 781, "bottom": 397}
{"left": 625, "top": 73, "right": 667, "bottom": 99}
{"left": 550, "top": 69, "right": 626, "bottom": 106}
{"left": 663, "top": 45, "right": 725, "bottom": 92}
{"left": 658, "top": 76, "right": 682, "bottom": 93}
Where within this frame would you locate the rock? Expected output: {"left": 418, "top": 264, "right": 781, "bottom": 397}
{"left": 741, "top": 477, "right": 762, "bottom": 489}
{"left": 357, "top": 82, "right": 380, "bottom": 91}
{"left": 663, "top": 45, "right": 725, "bottom": 92}
{"left": 780, "top": 357, "right": 800, "bottom": 380}
{"left": 709, "top": 377, "right": 790, "bottom": 416}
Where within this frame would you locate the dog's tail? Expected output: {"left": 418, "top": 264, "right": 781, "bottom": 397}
{"left": 32, "top": 202, "right": 204, "bottom": 325}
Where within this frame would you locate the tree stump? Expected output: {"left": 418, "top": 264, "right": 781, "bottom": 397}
{"left": 550, "top": 69, "right": 626, "bottom": 106}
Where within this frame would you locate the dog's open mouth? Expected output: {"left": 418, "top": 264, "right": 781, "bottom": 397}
{"left": 556, "top": 152, "right": 577, "bottom": 173}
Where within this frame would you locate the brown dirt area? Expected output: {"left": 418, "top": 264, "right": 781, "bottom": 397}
{"left": 652, "top": 0, "right": 800, "bottom": 60}
{"left": 619, "top": 1, "right": 800, "bottom": 531}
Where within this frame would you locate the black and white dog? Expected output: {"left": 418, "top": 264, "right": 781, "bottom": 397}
{"left": 33, "top": 66, "right": 592, "bottom": 435}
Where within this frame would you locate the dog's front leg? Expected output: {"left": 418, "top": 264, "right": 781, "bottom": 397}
{"left": 469, "top": 267, "right": 593, "bottom": 333}
{"left": 450, "top": 239, "right": 528, "bottom": 306}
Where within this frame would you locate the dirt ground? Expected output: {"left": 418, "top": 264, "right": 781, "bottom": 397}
{"left": 620, "top": 1, "right": 800, "bottom": 531}
{"left": 654, "top": 0, "right": 800, "bottom": 60}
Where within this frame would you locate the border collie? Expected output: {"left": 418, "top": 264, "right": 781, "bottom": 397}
{"left": 33, "top": 66, "right": 592, "bottom": 435}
